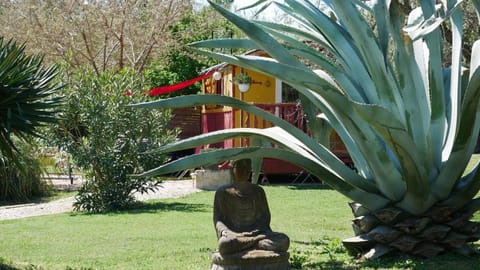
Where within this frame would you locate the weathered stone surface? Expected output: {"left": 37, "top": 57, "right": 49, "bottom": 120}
{"left": 211, "top": 159, "right": 290, "bottom": 269}
{"left": 210, "top": 250, "right": 290, "bottom": 270}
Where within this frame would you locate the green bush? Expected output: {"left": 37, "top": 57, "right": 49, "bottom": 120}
{"left": 0, "top": 140, "right": 53, "bottom": 202}
{"left": 53, "top": 68, "right": 177, "bottom": 212}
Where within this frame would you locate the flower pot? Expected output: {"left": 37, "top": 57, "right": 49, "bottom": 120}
{"left": 238, "top": 83, "right": 250, "bottom": 92}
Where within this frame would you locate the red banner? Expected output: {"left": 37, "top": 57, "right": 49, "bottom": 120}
{"left": 149, "top": 70, "right": 214, "bottom": 97}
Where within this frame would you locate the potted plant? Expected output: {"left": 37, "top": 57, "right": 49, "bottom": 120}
{"left": 233, "top": 72, "right": 252, "bottom": 92}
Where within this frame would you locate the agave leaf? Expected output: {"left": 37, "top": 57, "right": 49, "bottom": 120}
{"left": 258, "top": 25, "right": 368, "bottom": 103}
{"left": 434, "top": 41, "right": 480, "bottom": 200}
{"left": 404, "top": 3, "right": 462, "bottom": 41}
{"left": 269, "top": 1, "right": 318, "bottom": 33}
{"left": 203, "top": 0, "right": 347, "bottom": 162}
{"left": 189, "top": 38, "right": 258, "bottom": 50}
{"left": 330, "top": 0, "right": 404, "bottom": 118}
{"left": 147, "top": 125, "right": 377, "bottom": 193}
{"left": 197, "top": 4, "right": 374, "bottom": 180}
{"left": 473, "top": 0, "right": 480, "bottom": 21}
{"left": 219, "top": 53, "right": 407, "bottom": 200}
{"left": 317, "top": 108, "right": 372, "bottom": 180}
{"left": 313, "top": 113, "right": 333, "bottom": 147}
{"left": 132, "top": 95, "right": 357, "bottom": 177}
{"left": 132, "top": 95, "right": 376, "bottom": 191}
{"left": 424, "top": 36, "right": 446, "bottom": 168}
{"left": 280, "top": 0, "right": 382, "bottom": 107}
{"left": 372, "top": 0, "right": 389, "bottom": 65}
{"left": 351, "top": 107, "right": 434, "bottom": 214}
{"left": 351, "top": 102, "right": 430, "bottom": 194}
{"left": 148, "top": 127, "right": 317, "bottom": 161}
{"left": 207, "top": 0, "right": 303, "bottom": 70}
{"left": 469, "top": 40, "right": 480, "bottom": 82}
{"left": 249, "top": 136, "right": 264, "bottom": 184}
{"left": 133, "top": 94, "right": 321, "bottom": 151}
{"left": 394, "top": 6, "right": 436, "bottom": 157}
{"left": 237, "top": 0, "right": 271, "bottom": 13}
{"left": 442, "top": 162, "right": 480, "bottom": 208}
{"left": 139, "top": 146, "right": 389, "bottom": 211}
{"left": 308, "top": 95, "right": 406, "bottom": 202}
{"left": 441, "top": 6, "right": 464, "bottom": 162}
{"left": 266, "top": 0, "right": 382, "bottom": 104}
{"left": 253, "top": 20, "right": 332, "bottom": 56}
{"left": 390, "top": 23, "right": 432, "bottom": 165}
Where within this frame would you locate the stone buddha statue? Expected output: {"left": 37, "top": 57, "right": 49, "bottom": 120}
{"left": 211, "top": 159, "right": 290, "bottom": 270}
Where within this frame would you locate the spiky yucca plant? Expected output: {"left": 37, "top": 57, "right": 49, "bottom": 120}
{"left": 134, "top": 0, "right": 480, "bottom": 258}
{"left": 0, "top": 37, "right": 63, "bottom": 160}
{"left": 0, "top": 37, "right": 63, "bottom": 200}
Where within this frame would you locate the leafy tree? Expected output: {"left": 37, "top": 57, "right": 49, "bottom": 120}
{"left": 53, "top": 68, "right": 177, "bottom": 212}
{"left": 133, "top": 0, "right": 480, "bottom": 259}
{"left": 145, "top": 8, "right": 236, "bottom": 97}
{"left": 0, "top": 37, "right": 63, "bottom": 201}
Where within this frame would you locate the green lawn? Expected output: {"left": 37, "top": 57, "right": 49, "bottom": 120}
{"left": 0, "top": 185, "right": 479, "bottom": 270}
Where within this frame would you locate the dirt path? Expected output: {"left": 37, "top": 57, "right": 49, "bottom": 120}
{"left": 0, "top": 180, "right": 199, "bottom": 221}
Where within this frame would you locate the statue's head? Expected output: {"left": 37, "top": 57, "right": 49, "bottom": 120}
{"left": 230, "top": 159, "right": 252, "bottom": 182}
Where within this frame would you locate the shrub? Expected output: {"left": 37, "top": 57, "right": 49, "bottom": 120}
{"left": 53, "top": 68, "right": 177, "bottom": 212}
{"left": 0, "top": 140, "right": 53, "bottom": 202}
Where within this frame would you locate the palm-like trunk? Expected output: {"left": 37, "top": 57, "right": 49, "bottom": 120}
{"left": 344, "top": 199, "right": 480, "bottom": 258}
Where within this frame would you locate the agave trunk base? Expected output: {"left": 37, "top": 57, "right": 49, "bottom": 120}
{"left": 342, "top": 202, "right": 480, "bottom": 259}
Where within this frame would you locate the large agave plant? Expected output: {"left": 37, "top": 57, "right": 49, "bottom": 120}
{"left": 135, "top": 0, "right": 480, "bottom": 258}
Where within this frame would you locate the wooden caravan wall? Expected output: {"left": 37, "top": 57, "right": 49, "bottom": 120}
{"left": 168, "top": 107, "right": 202, "bottom": 140}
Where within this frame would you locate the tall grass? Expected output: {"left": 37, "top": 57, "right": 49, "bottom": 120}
{"left": 0, "top": 143, "right": 53, "bottom": 203}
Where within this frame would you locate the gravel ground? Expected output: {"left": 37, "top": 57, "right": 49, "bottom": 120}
{"left": 0, "top": 180, "right": 199, "bottom": 221}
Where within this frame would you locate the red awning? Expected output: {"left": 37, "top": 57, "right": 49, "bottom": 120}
{"left": 149, "top": 70, "right": 214, "bottom": 96}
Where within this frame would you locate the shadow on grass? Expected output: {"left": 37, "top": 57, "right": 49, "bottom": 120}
{"left": 0, "top": 190, "right": 76, "bottom": 207}
{"left": 298, "top": 252, "right": 480, "bottom": 270}
{"left": 292, "top": 239, "right": 480, "bottom": 270}
{"left": 0, "top": 263, "right": 21, "bottom": 270}
{"left": 292, "top": 239, "right": 328, "bottom": 246}
{"left": 300, "top": 260, "right": 359, "bottom": 270}
{"left": 125, "top": 201, "right": 210, "bottom": 214}
{"left": 358, "top": 252, "right": 480, "bottom": 270}
{"left": 70, "top": 201, "right": 210, "bottom": 217}
{"left": 286, "top": 184, "right": 332, "bottom": 190}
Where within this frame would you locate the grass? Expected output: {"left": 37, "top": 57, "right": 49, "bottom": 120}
{"left": 0, "top": 185, "right": 479, "bottom": 270}
{"left": 0, "top": 155, "right": 478, "bottom": 269}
